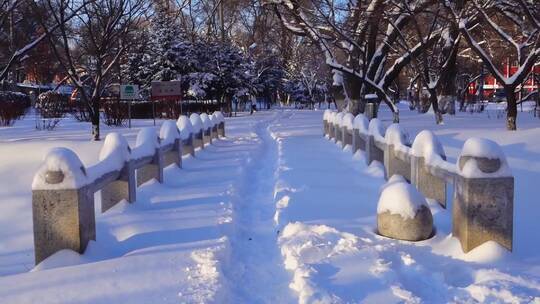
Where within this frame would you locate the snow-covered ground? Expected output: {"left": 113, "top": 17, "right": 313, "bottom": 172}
{"left": 0, "top": 106, "right": 540, "bottom": 303}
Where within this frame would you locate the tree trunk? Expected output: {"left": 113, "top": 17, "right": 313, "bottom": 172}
{"left": 91, "top": 97, "right": 101, "bottom": 141}
{"left": 428, "top": 89, "right": 443, "bottom": 125}
{"left": 504, "top": 86, "right": 517, "bottom": 130}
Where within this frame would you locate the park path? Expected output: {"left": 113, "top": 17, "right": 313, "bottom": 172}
{"left": 221, "top": 110, "right": 297, "bottom": 303}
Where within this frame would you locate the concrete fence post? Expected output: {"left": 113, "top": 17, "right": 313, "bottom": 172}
{"left": 212, "top": 125, "right": 219, "bottom": 140}
{"left": 352, "top": 129, "right": 366, "bottom": 154}
{"left": 218, "top": 122, "right": 225, "bottom": 137}
{"left": 383, "top": 144, "right": 411, "bottom": 181}
{"left": 101, "top": 162, "right": 136, "bottom": 212}
{"left": 366, "top": 135, "right": 384, "bottom": 165}
{"left": 32, "top": 148, "right": 96, "bottom": 265}
{"left": 136, "top": 147, "right": 164, "bottom": 186}
{"left": 342, "top": 126, "right": 353, "bottom": 148}
{"left": 193, "top": 130, "right": 204, "bottom": 150}
{"left": 162, "top": 138, "right": 183, "bottom": 169}
{"left": 453, "top": 154, "right": 514, "bottom": 252}
{"left": 410, "top": 156, "right": 447, "bottom": 208}
{"left": 323, "top": 120, "right": 329, "bottom": 136}
{"left": 203, "top": 128, "right": 212, "bottom": 145}
{"left": 182, "top": 134, "right": 195, "bottom": 157}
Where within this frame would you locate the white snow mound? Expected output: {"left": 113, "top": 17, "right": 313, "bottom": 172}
{"left": 190, "top": 113, "right": 203, "bottom": 132}
{"left": 159, "top": 120, "right": 179, "bottom": 145}
{"left": 132, "top": 127, "right": 158, "bottom": 159}
{"left": 353, "top": 113, "right": 369, "bottom": 133}
{"left": 459, "top": 137, "right": 512, "bottom": 178}
{"left": 342, "top": 113, "right": 355, "bottom": 130}
{"left": 200, "top": 113, "right": 212, "bottom": 130}
{"left": 377, "top": 175, "right": 428, "bottom": 219}
{"left": 98, "top": 132, "right": 130, "bottom": 171}
{"left": 32, "top": 147, "right": 88, "bottom": 190}
{"left": 177, "top": 115, "right": 193, "bottom": 140}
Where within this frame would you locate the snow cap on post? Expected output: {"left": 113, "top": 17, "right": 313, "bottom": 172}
{"left": 190, "top": 113, "right": 203, "bottom": 132}
{"left": 411, "top": 130, "right": 445, "bottom": 162}
{"left": 335, "top": 112, "right": 345, "bottom": 126}
{"left": 176, "top": 115, "right": 193, "bottom": 140}
{"left": 342, "top": 113, "right": 354, "bottom": 130}
{"left": 159, "top": 120, "right": 180, "bottom": 146}
{"left": 212, "top": 111, "right": 225, "bottom": 123}
{"left": 132, "top": 127, "right": 159, "bottom": 159}
{"left": 98, "top": 133, "right": 131, "bottom": 171}
{"left": 385, "top": 124, "right": 407, "bottom": 147}
{"left": 323, "top": 109, "right": 334, "bottom": 121}
{"left": 368, "top": 118, "right": 385, "bottom": 140}
{"left": 458, "top": 138, "right": 511, "bottom": 178}
{"left": 32, "top": 147, "right": 88, "bottom": 190}
{"left": 377, "top": 175, "right": 428, "bottom": 219}
{"left": 353, "top": 113, "right": 369, "bottom": 134}
{"left": 200, "top": 113, "right": 212, "bottom": 130}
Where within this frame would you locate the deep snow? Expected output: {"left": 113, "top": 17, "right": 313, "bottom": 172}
{"left": 0, "top": 105, "right": 540, "bottom": 303}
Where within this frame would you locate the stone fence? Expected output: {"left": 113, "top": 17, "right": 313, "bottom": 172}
{"left": 31, "top": 112, "right": 226, "bottom": 264}
{"left": 323, "top": 110, "right": 514, "bottom": 253}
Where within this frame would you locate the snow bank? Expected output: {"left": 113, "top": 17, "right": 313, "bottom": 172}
{"left": 377, "top": 175, "right": 428, "bottom": 219}
{"left": 132, "top": 128, "right": 158, "bottom": 159}
{"left": 368, "top": 118, "right": 385, "bottom": 141}
{"left": 32, "top": 147, "right": 88, "bottom": 190}
{"left": 342, "top": 113, "right": 354, "bottom": 130}
{"left": 278, "top": 222, "right": 359, "bottom": 304}
{"left": 159, "top": 120, "right": 179, "bottom": 146}
{"left": 200, "top": 113, "right": 213, "bottom": 130}
{"left": 353, "top": 113, "right": 369, "bottom": 134}
{"left": 212, "top": 111, "right": 225, "bottom": 124}
{"left": 190, "top": 113, "right": 204, "bottom": 132}
{"left": 458, "top": 137, "right": 511, "bottom": 178}
{"left": 32, "top": 249, "right": 88, "bottom": 271}
{"left": 177, "top": 115, "right": 193, "bottom": 140}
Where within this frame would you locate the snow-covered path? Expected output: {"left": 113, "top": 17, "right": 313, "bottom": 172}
{"left": 222, "top": 110, "right": 296, "bottom": 303}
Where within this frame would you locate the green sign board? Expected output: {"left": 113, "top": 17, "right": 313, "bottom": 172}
{"left": 120, "top": 84, "right": 139, "bottom": 100}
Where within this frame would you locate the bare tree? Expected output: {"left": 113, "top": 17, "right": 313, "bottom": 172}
{"left": 32, "top": 0, "right": 148, "bottom": 140}
{"left": 451, "top": 0, "right": 540, "bottom": 130}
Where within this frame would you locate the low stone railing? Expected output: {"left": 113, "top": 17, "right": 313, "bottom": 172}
{"left": 31, "top": 112, "right": 226, "bottom": 264}
{"left": 323, "top": 110, "right": 514, "bottom": 253}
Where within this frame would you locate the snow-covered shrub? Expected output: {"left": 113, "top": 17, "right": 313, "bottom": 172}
{"left": 0, "top": 91, "right": 30, "bottom": 126}
{"left": 35, "top": 91, "right": 68, "bottom": 130}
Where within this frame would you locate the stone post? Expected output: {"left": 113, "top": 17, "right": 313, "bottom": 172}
{"left": 211, "top": 125, "right": 219, "bottom": 140}
{"left": 342, "top": 126, "right": 352, "bottom": 148}
{"left": 384, "top": 144, "right": 411, "bottom": 181}
{"left": 323, "top": 120, "right": 329, "bottom": 136}
{"left": 334, "top": 124, "right": 341, "bottom": 143}
{"left": 352, "top": 129, "right": 366, "bottom": 154}
{"left": 136, "top": 148, "right": 164, "bottom": 186}
{"left": 411, "top": 156, "right": 447, "bottom": 208}
{"left": 453, "top": 156, "right": 514, "bottom": 252}
{"left": 194, "top": 130, "right": 204, "bottom": 150}
{"left": 162, "top": 138, "right": 183, "bottom": 168}
{"left": 182, "top": 134, "right": 195, "bottom": 157}
{"left": 203, "top": 128, "right": 212, "bottom": 145}
{"left": 365, "top": 103, "right": 378, "bottom": 120}
{"left": 32, "top": 170, "right": 96, "bottom": 265}
{"left": 218, "top": 122, "right": 225, "bottom": 137}
{"left": 328, "top": 123, "right": 335, "bottom": 140}
{"left": 366, "top": 135, "right": 384, "bottom": 165}
{"left": 101, "top": 162, "right": 136, "bottom": 212}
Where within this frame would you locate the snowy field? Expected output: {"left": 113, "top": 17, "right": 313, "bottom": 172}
{"left": 0, "top": 105, "right": 540, "bottom": 303}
